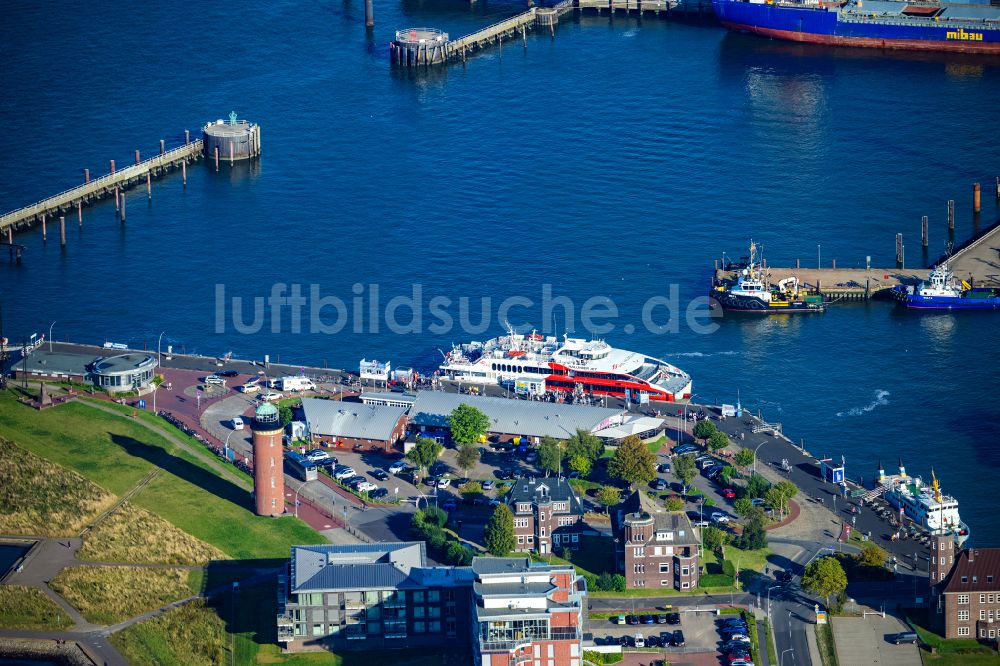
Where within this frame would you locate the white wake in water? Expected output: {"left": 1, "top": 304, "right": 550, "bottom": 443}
{"left": 669, "top": 351, "right": 739, "bottom": 358}
{"left": 837, "top": 390, "right": 890, "bottom": 417}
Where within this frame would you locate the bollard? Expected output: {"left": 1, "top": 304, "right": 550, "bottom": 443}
{"left": 182, "top": 160, "right": 187, "bottom": 187}
{"left": 796, "top": 258, "right": 800, "bottom": 269}
{"left": 147, "top": 171, "right": 152, "bottom": 199}
{"left": 77, "top": 201, "right": 82, "bottom": 225}
{"left": 60, "top": 216, "right": 66, "bottom": 246}
{"left": 110, "top": 159, "right": 116, "bottom": 176}
{"left": 84, "top": 168, "right": 90, "bottom": 184}
{"left": 135, "top": 149, "right": 141, "bottom": 165}
{"left": 42, "top": 215, "right": 47, "bottom": 241}
{"left": 214, "top": 146, "right": 220, "bottom": 171}
{"left": 921, "top": 216, "right": 928, "bottom": 247}
{"left": 185, "top": 129, "right": 190, "bottom": 145}
{"left": 973, "top": 182, "right": 981, "bottom": 213}
{"left": 160, "top": 139, "right": 165, "bottom": 156}
{"left": 947, "top": 200, "right": 955, "bottom": 230}
{"left": 832, "top": 259, "right": 836, "bottom": 269}
{"left": 364, "top": 0, "right": 374, "bottom": 27}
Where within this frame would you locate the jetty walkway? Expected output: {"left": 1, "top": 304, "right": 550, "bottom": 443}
{"left": 0, "top": 139, "right": 203, "bottom": 235}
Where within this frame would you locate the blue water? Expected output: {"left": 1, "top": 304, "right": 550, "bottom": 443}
{"left": 2, "top": 2, "right": 999, "bottom": 541}
{"left": 0, "top": 543, "right": 29, "bottom": 574}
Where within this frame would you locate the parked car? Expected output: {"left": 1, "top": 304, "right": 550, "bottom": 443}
{"left": 726, "top": 649, "right": 752, "bottom": 662}
{"left": 369, "top": 487, "right": 389, "bottom": 500}
{"left": 525, "top": 452, "right": 537, "bottom": 463}
{"left": 216, "top": 370, "right": 239, "bottom": 377}
{"left": 646, "top": 635, "right": 660, "bottom": 648}
{"left": 652, "top": 478, "right": 668, "bottom": 491}
{"left": 692, "top": 519, "right": 710, "bottom": 527}
{"left": 776, "top": 570, "right": 793, "bottom": 583}
{"left": 370, "top": 469, "right": 389, "bottom": 481}
{"left": 633, "top": 634, "right": 646, "bottom": 648}
{"left": 640, "top": 614, "right": 655, "bottom": 625}
{"left": 671, "top": 629, "right": 686, "bottom": 647}
{"left": 231, "top": 416, "right": 244, "bottom": 430}
{"left": 355, "top": 481, "right": 378, "bottom": 493}
{"left": 389, "top": 461, "right": 407, "bottom": 474}
{"left": 674, "top": 444, "right": 700, "bottom": 454}
{"left": 666, "top": 612, "right": 681, "bottom": 625}
{"left": 625, "top": 615, "right": 638, "bottom": 625}
{"left": 455, "top": 478, "right": 470, "bottom": 487}
{"left": 442, "top": 499, "right": 457, "bottom": 511}
{"left": 750, "top": 497, "right": 765, "bottom": 506}
{"left": 707, "top": 467, "right": 725, "bottom": 480}
{"left": 711, "top": 511, "right": 730, "bottom": 524}
{"left": 613, "top": 614, "right": 627, "bottom": 625}
{"left": 437, "top": 478, "right": 451, "bottom": 488}
{"left": 238, "top": 383, "right": 260, "bottom": 394}
{"left": 333, "top": 466, "right": 356, "bottom": 480}
{"left": 721, "top": 620, "right": 749, "bottom": 630}
{"left": 655, "top": 613, "right": 668, "bottom": 624}
{"left": 204, "top": 374, "right": 226, "bottom": 385}
{"left": 722, "top": 488, "right": 736, "bottom": 499}
{"left": 496, "top": 469, "right": 512, "bottom": 480}
{"left": 730, "top": 660, "right": 755, "bottom": 666}
{"left": 724, "top": 633, "right": 749, "bottom": 642}
{"left": 892, "top": 632, "right": 919, "bottom": 645}
{"left": 618, "top": 635, "right": 631, "bottom": 647}
{"left": 482, "top": 480, "right": 495, "bottom": 491}
{"left": 259, "top": 391, "right": 283, "bottom": 402}
{"left": 306, "top": 449, "right": 331, "bottom": 463}
{"left": 346, "top": 475, "right": 367, "bottom": 487}
{"left": 657, "top": 463, "right": 671, "bottom": 473}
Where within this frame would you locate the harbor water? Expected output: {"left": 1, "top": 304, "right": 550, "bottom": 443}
{"left": 1, "top": 2, "right": 999, "bottom": 541}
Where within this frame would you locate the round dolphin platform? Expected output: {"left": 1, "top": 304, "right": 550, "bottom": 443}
{"left": 391, "top": 28, "right": 449, "bottom": 66}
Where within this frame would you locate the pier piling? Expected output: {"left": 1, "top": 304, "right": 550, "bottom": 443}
{"left": 83, "top": 168, "right": 90, "bottom": 184}
{"left": 185, "top": 130, "right": 190, "bottom": 145}
{"left": 77, "top": 201, "right": 82, "bottom": 225}
{"left": 135, "top": 149, "right": 141, "bottom": 166}
{"left": 114, "top": 187, "right": 120, "bottom": 211}
{"left": 41, "top": 215, "right": 46, "bottom": 241}
{"left": 796, "top": 258, "right": 800, "bottom": 269}
{"left": 832, "top": 259, "right": 836, "bottom": 269}
{"left": 120, "top": 193, "right": 125, "bottom": 223}
{"left": 921, "top": 216, "right": 928, "bottom": 247}
{"left": 229, "top": 142, "right": 234, "bottom": 166}
{"left": 996, "top": 177, "right": 999, "bottom": 199}
{"left": 110, "top": 160, "right": 116, "bottom": 176}
{"left": 159, "top": 139, "right": 165, "bottom": 156}
{"left": 6, "top": 228, "right": 11, "bottom": 245}
{"left": 365, "top": 0, "right": 374, "bottom": 28}
{"left": 973, "top": 182, "right": 981, "bottom": 213}
{"left": 182, "top": 160, "right": 187, "bottom": 187}
{"left": 947, "top": 200, "right": 955, "bottom": 230}
{"left": 146, "top": 171, "right": 152, "bottom": 199}
{"left": 59, "top": 216, "right": 65, "bottom": 246}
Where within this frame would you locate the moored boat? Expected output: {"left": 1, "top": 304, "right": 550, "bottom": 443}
{"left": 710, "top": 241, "right": 827, "bottom": 314}
{"left": 713, "top": 0, "right": 1000, "bottom": 54}
{"left": 892, "top": 262, "right": 1000, "bottom": 310}
{"left": 873, "top": 459, "right": 970, "bottom": 547}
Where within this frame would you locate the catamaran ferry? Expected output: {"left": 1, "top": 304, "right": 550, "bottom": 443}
{"left": 438, "top": 331, "right": 692, "bottom": 402}
{"left": 872, "top": 460, "right": 970, "bottom": 546}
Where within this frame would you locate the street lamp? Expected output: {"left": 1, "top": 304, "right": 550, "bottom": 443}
{"left": 291, "top": 479, "right": 306, "bottom": 518}
{"left": 767, "top": 584, "right": 781, "bottom": 617}
{"left": 48, "top": 321, "right": 56, "bottom": 352}
{"left": 152, "top": 331, "right": 166, "bottom": 415}
{"left": 677, "top": 394, "right": 698, "bottom": 447}
{"left": 752, "top": 439, "right": 768, "bottom": 475}
{"left": 780, "top": 648, "right": 794, "bottom": 666}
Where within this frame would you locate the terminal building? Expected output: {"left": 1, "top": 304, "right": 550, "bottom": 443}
{"left": 18, "top": 349, "right": 157, "bottom": 394}
{"left": 300, "top": 398, "right": 408, "bottom": 453}
{"left": 276, "top": 543, "right": 586, "bottom": 664}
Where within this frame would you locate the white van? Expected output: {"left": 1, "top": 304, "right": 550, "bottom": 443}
{"left": 231, "top": 417, "right": 244, "bottom": 430}
{"left": 277, "top": 376, "right": 316, "bottom": 392}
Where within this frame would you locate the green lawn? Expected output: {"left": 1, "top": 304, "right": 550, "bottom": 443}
{"left": 0, "top": 394, "right": 323, "bottom": 559}
{"left": 50, "top": 565, "right": 193, "bottom": 625}
{"left": 816, "top": 622, "right": 839, "bottom": 666}
{"left": 0, "top": 585, "right": 74, "bottom": 630}
{"left": 905, "top": 609, "right": 999, "bottom": 664}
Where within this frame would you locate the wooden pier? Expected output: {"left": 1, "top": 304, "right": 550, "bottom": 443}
{"left": 713, "top": 265, "right": 927, "bottom": 301}
{"left": 0, "top": 138, "right": 203, "bottom": 233}
{"left": 392, "top": 0, "right": 709, "bottom": 68}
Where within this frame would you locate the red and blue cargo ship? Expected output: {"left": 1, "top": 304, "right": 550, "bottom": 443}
{"left": 712, "top": 0, "right": 1000, "bottom": 53}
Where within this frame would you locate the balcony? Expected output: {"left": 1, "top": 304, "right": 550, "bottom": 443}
{"left": 276, "top": 615, "right": 294, "bottom": 642}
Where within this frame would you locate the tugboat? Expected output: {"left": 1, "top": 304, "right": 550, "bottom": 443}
{"left": 710, "top": 241, "right": 826, "bottom": 314}
{"left": 892, "top": 261, "right": 1000, "bottom": 310}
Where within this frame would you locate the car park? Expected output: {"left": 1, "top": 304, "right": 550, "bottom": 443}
{"left": 370, "top": 469, "right": 389, "bottom": 481}
{"left": 389, "top": 461, "right": 407, "bottom": 474}
{"left": 482, "top": 480, "right": 495, "bottom": 491}
{"left": 306, "top": 449, "right": 331, "bottom": 463}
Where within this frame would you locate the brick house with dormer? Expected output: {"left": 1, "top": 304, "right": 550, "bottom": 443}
{"left": 930, "top": 532, "right": 1000, "bottom": 642}
{"left": 506, "top": 478, "right": 586, "bottom": 555}
{"left": 613, "top": 490, "right": 700, "bottom": 590}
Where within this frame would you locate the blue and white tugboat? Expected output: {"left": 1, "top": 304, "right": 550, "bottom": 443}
{"left": 710, "top": 241, "right": 826, "bottom": 314}
{"left": 892, "top": 262, "right": 1000, "bottom": 310}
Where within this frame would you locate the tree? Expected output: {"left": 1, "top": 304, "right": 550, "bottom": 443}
{"left": 405, "top": 437, "right": 443, "bottom": 475}
{"left": 608, "top": 435, "right": 656, "bottom": 487}
{"left": 802, "top": 556, "right": 848, "bottom": 605}
{"left": 538, "top": 436, "right": 564, "bottom": 477}
{"left": 596, "top": 572, "right": 626, "bottom": 593}
{"left": 708, "top": 431, "right": 730, "bottom": 451}
{"left": 596, "top": 486, "right": 622, "bottom": 514}
{"left": 278, "top": 403, "right": 294, "bottom": 428}
{"left": 665, "top": 496, "right": 685, "bottom": 512}
{"left": 446, "top": 541, "right": 473, "bottom": 566}
{"left": 456, "top": 443, "right": 480, "bottom": 475}
{"left": 484, "top": 504, "right": 516, "bottom": 556}
{"left": 856, "top": 542, "right": 886, "bottom": 569}
{"left": 765, "top": 487, "right": 786, "bottom": 518}
{"left": 734, "top": 448, "right": 755, "bottom": 468}
{"left": 449, "top": 403, "right": 490, "bottom": 445}
{"left": 460, "top": 481, "right": 484, "bottom": 502}
{"left": 773, "top": 480, "right": 798, "bottom": 516}
{"left": 703, "top": 525, "right": 729, "bottom": 552}
{"left": 692, "top": 419, "right": 717, "bottom": 442}
{"left": 674, "top": 453, "right": 697, "bottom": 494}
{"left": 566, "top": 429, "right": 604, "bottom": 464}
{"left": 735, "top": 516, "right": 768, "bottom": 551}
{"left": 567, "top": 454, "right": 592, "bottom": 477}
{"left": 745, "top": 473, "right": 771, "bottom": 499}
{"left": 734, "top": 497, "right": 755, "bottom": 517}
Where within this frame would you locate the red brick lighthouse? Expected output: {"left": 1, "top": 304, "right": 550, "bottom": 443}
{"left": 251, "top": 402, "right": 285, "bottom": 516}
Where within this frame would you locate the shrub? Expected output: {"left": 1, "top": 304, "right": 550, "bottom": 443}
{"left": 722, "top": 559, "right": 736, "bottom": 578}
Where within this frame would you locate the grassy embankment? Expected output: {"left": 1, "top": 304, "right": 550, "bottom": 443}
{"left": 907, "top": 609, "right": 1000, "bottom": 665}
{"left": 0, "top": 586, "right": 73, "bottom": 630}
{"left": 49, "top": 566, "right": 193, "bottom": 625}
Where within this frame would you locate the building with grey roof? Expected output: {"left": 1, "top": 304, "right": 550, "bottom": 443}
{"left": 358, "top": 392, "right": 417, "bottom": 408}
{"left": 17, "top": 349, "right": 157, "bottom": 394}
{"left": 278, "top": 542, "right": 474, "bottom": 652}
{"left": 408, "top": 391, "right": 624, "bottom": 442}
{"left": 506, "top": 478, "right": 586, "bottom": 556}
{"left": 613, "top": 490, "right": 700, "bottom": 591}
{"left": 301, "top": 398, "right": 408, "bottom": 453}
